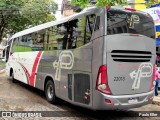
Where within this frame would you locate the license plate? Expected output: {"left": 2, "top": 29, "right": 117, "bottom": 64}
{"left": 128, "top": 98, "right": 138, "bottom": 104}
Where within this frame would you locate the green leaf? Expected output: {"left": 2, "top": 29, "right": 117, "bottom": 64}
{"left": 0, "top": 0, "right": 58, "bottom": 42}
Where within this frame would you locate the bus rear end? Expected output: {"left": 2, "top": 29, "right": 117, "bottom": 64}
{"left": 93, "top": 7, "right": 156, "bottom": 110}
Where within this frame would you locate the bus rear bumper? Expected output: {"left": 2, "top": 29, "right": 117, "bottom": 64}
{"left": 93, "top": 90, "right": 154, "bottom": 110}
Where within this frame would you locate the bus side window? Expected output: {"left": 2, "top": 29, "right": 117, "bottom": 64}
{"left": 117, "top": 27, "right": 123, "bottom": 33}
{"left": 85, "top": 14, "right": 96, "bottom": 44}
{"left": 24, "top": 34, "right": 33, "bottom": 51}
{"left": 44, "top": 26, "right": 56, "bottom": 51}
{"left": 65, "top": 14, "right": 96, "bottom": 49}
{"left": 94, "top": 16, "right": 100, "bottom": 31}
{"left": 122, "top": 25, "right": 128, "bottom": 33}
{"left": 31, "top": 31, "right": 44, "bottom": 51}
{"left": 70, "top": 17, "right": 86, "bottom": 49}
{"left": 57, "top": 24, "right": 68, "bottom": 50}
{"left": 12, "top": 37, "right": 24, "bottom": 52}
{"left": 44, "top": 25, "right": 65, "bottom": 51}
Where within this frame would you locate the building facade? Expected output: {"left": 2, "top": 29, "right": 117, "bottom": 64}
{"left": 128, "top": 0, "right": 160, "bottom": 10}
{"left": 61, "top": 0, "right": 75, "bottom": 17}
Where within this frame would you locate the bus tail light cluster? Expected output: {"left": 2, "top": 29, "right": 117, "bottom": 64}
{"left": 96, "top": 65, "right": 112, "bottom": 95}
{"left": 150, "top": 64, "right": 156, "bottom": 91}
{"left": 106, "top": 6, "right": 111, "bottom": 10}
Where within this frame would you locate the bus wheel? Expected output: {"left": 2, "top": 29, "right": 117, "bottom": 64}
{"left": 45, "top": 80, "right": 57, "bottom": 104}
{"left": 11, "top": 72, "right": 16, "bottom": 83}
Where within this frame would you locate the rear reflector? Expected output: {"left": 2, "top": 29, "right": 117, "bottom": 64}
{"left": 96, "top": 65, "right": 112, "bottom": 95}
{"left": 105, "top": 99, "right": 111, "bottom": 103}
{"left": 105, "top": 99, "right": 115, "bottom": 106}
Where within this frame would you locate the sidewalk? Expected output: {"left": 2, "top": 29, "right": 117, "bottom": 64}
{"left": 152, "top": 92, "right": 160, "bottom": 106}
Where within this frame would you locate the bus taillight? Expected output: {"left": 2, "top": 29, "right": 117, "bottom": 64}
{"left": 125, "top": 8, "right": 136, "bottom": 11}
{"left": 130, "top": 34, "right": 139, "bottom": 36}
{"left": 150, "top": 64, "right": 156, "bottom": 91}
{"left": 106, "top": 6, "right": 111, "bottom": 10}
{"left": 147, "top": 13, "right": 151, "bottom": 17}
{"left": 96, "top": 65, "right": 112, "bottom": 95}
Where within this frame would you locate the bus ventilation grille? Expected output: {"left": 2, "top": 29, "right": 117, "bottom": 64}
{"left": 111, "top": 50, "right": 152, "bottom": 62}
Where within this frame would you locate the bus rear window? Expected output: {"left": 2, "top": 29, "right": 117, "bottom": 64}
{"left": 107, "top": 9, "right": 155, "bottom": 39}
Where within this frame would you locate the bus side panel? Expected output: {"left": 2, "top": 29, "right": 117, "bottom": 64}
{"left": 91, "top": 7, "right": 107, "bottom": 110}
{"left": 34, "top": 46, "right": 93, "bottom": 108}
{"left": 35, "top": 50, "right": 61, "bottom": 98}
{"left": 7, "top": 51, "right": 42, "bottom": 85}
{"left": 70, "top": 43, "right": 93, "bottom": 107}
{"left": 92, "top": 37, "right": 104, "bottom": 110}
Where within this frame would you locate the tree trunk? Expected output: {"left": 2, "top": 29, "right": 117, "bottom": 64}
{"left": 0, "top": 27, "right": 4, "bottom": 43}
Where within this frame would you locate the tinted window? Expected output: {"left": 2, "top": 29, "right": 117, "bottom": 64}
{"left": 107, "top": 9, "right": 155, "bottom": 38}
{"left": 32, "top": 30, "right": 44, "bottom": 51}
{"left": 64, "top": 14, "right": 95, "bottom": 49}
{"left": 43, "top": 24, "right": 67, "bottom": 51}
{"left": 85, "top": 15, "right": 96, "bottom": 43}
{"left": 94, "top": 16, "right": 100, "bottom": 31}
{"left": 12, "top": 31, "right": 44, "bottom": 52}
{"left": 12, "top": 38, "right": 24, "bottom": 52}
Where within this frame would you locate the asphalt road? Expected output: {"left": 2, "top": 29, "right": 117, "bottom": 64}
{"left": 0, "top": 72, "right": 160, "bottom": 120}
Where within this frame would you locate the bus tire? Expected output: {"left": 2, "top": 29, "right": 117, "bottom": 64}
{"left": 11, "top": 72, "right": 16, "bottom": 83}
{"left": 45, "top": 80, "right": 57, "bottom": 104}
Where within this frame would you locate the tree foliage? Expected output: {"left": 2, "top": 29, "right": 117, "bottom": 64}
{"left": 0, "top": 0, "right": 57, "bottom": 43}
{"left": 71, "top": 0, "right": 160, "bottom": 8}
{"left": 71, "top": 0, "right": 128, "bottom": 8}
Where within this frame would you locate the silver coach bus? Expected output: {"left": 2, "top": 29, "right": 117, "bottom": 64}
{"left": 5, "top": 6, "right": 156, "bottom": 110}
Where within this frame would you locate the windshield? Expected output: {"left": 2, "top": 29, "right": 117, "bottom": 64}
{"left": 107, "top": 9, "right": 155, "bottom": 39}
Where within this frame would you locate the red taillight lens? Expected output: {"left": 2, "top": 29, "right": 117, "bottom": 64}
{"left": 150, "top": 64, "right": 156, "bottom": 91}
{"left": 130, "top": 34, "right": 139, "bottom": 36}
{"left": 96, "top": 65, "right": 112, "bottom": 95}
{"left": 105, "top": 99, "right": 111, "bottom": 103}
{"left": 147, "top": 13, "right": 151, "bottom": 17}
{"left": 125, "top": 8, "right": 136, "bottom": 11}
{"left": 106, "top": 6, "right": 111, "bottom": 10}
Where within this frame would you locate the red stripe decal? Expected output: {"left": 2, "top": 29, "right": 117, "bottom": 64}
{"left": 22, "top": 51, "right": 43, "bottom": 87}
